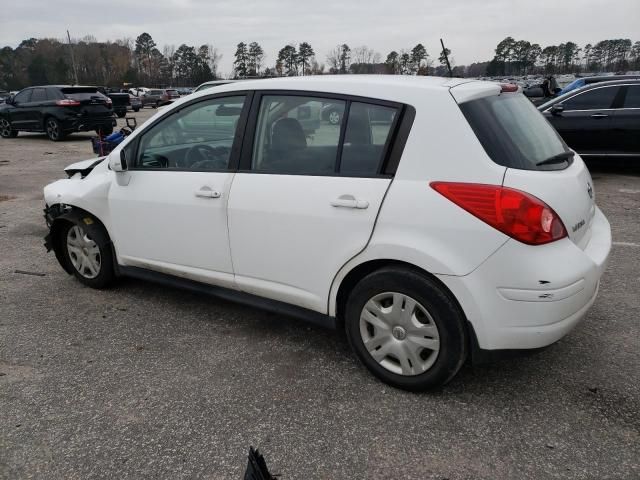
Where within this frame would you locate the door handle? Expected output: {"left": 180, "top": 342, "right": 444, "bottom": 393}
{"left": 195, "top": 187, "right": 221, "bottom": 199}
{"left": 590, "top": 113, "right": 609, "bottom": 119}
{"left": 331, "top": 194, "right": 369, "bottom": 209}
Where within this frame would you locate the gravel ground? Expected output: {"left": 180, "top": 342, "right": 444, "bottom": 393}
{"left": 0, "top": 108, "right": 639, "bottom": 479}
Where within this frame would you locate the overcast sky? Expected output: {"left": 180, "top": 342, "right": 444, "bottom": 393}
{"left": 2, "top": 0, "right": 638, "bottom": 75}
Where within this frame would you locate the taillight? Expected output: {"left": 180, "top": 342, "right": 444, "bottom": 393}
{"left": 431, "top": 182, "right": 567, "bottom": 245}
{"left": 56, "top": 99, "right": 80, "bottom": 106}
{"left": 500, "top": 83, "right": 519, "bottom": 93}
{"left": 105, "top": 98, "right": 112, "bottom": 106}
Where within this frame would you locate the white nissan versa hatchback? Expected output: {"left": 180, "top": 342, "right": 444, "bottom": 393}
{"left": 43, "top": 76, "right": 611, "bottom": 391}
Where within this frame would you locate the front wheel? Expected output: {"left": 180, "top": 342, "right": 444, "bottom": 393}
{"left": 61, "top": 221, "right": 114, "bottom": 288}
{"left": 133, "top": 107, "right": 140, "bottom": 112}
{"left": 116, "top": 111, "right": 126, "bottom": 118}
{"left": 344, "top": 267, "right": 468, "bottom": 391}
{"left": 0, "top": 118, "right": 18, "bottom": 138}
{"left": 328, "top": 110, "right": 341, "bottom": 125}
{"left": 45, "top": 117, "right": 65, "bottom": 141}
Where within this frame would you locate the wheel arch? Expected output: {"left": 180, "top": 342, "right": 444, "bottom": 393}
{"left": 332, "top": 258, "right": 468, "bottom": 329}
{"left": 47, "top": 204, "right": 117, "bottom": 276}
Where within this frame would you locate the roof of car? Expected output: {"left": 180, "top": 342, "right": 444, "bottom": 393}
{"left": 186, "top": 75, "right": 479, "bottom": 105}
{"left": 581, "top": 75, "right": 640, "bottom": 82}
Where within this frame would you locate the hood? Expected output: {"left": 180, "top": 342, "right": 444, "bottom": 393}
{"left": 64, "top": 157, "right": 105, "bottom": 178}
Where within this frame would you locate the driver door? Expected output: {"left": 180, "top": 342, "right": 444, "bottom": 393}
{"left": 108, "top": 94, "right": 249, "bottom": 288}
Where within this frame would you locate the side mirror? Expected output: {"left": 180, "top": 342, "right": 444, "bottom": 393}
{"left": 109, "top": 149, "right": 129, "bottom": 172}
{"left": 550, "top": 104, "right": 564, "bottom": 116}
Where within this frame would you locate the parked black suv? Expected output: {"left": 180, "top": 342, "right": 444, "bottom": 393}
{"left": 0, "top": 86, "right": 116, "bottom": 141}
{"left": 539, "top": 79, "right": 640, "bottom": 158}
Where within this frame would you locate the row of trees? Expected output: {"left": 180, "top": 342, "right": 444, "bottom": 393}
{"left": 2, "top": 33, "right": 640, "bottom": 91}
{"left": 0, "top": 33, "right": 222, "bottom": 90}
{"left": 487, "top": 37, "right": 640, "bottom": 76}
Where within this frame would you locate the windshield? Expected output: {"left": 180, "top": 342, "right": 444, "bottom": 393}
{"left": 460, "top": 93, "right": 571, "bottom": 171}
{"left": 559, "top": 79, "right": 584, "bottom": 95}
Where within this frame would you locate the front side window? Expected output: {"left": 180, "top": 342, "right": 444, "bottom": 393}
{"left": 562, "top": 86, "right": 618, "bottom": 111}
{"left": 13, "top": 89, "right": 31, "bottom": 104}
{"left": 135, "top": 95, "right": 245, "bottom": 170}
{"left": 622, "top": 85, "right": 640, "bottom": 108}
{"left": 251, "top": 95, "right": 345, "bottom": 175}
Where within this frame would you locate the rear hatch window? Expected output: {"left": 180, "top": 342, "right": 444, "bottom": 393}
{"left": 60, "top": 87, "right": 111, "bottom": 114}
{"left": 166, "top": 89, "right": 179, "bottom": 96}
{"left": 459, "top": 93, "right": 572, "bottom": 171}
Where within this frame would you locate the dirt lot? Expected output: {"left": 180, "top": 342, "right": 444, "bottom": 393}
{"left": 1, "top": 108, "right": 639, "bottom": 479}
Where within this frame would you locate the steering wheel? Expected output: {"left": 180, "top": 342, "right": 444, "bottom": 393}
{"left": 184, "top": 144, "right": 228, "bottom": 169}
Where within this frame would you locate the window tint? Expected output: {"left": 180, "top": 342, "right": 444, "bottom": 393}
{"left": 460, "top": 93, "right": 570, "bottom": 171}
{"left": 30, "top": 88, "right": 47, "bottom": 102}
{"left": 622, "top": 85, "right": 640, "bottom": 108}
{"left": 13, "top": 89, "right": 31, "bottom": 103}
{"left": 251, "top": 95, "right": 345, "bottom": 175}
{"left": 562, "top": 86, "right": 618, "bottom": 110}
{"left": 340, "top": 103, "right": 397, "bottom": 175}
{"left": 136, "top": 95, "right": 245, "bottom": 170}
{"left": 47, "top": 89, "right": 62, "bottom": 100}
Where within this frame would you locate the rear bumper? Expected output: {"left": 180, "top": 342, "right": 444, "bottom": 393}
{"left": 439, "top": 206, "right": 611, "bottom": 351}
{"left": 61, "top": 116, "right": 116, "bottom": 132}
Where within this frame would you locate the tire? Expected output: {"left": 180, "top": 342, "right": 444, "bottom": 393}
{"left": 344, "top": 267, "right": 468, "bottom": 391}
{"left": 60, "top": 220, "right": 114, "bottom": 289}
{"left": 116, "top": 111, "right": 126, "bottom": 118}
{"left": 154, "top": 101, "right": 159, "bottom": 109}
{"left": 0, "top": 118, "right": 18, "bottom": 138}
{"left": 133, "top": 107, "right": 140, "bottom": 112}
{"left": 328, "top": 110, "right": 341, "bottom": 125}
{"left": 45, "top": 117, "right": 65, "bottom": 141}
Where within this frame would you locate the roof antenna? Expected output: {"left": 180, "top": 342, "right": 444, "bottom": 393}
{"left": 440, "top": 38, "right": 453, "bottom": 78}
{"left": 66, "top": 30, "right": 79, "bottom": 85}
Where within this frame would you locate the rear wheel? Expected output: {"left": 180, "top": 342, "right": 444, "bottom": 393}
{"left": 0, "top": 118, "right": 18, "bottom": 138}
{"left": 116, "top": 111, "right": 126, "bottom": 118}
{"left": 133, "top": 107, "right": 140, "bottom": 112}
{"left": 45, "top": 117, "right": 65, "bottom": 141}
{"left": 60, "top": 221, "right": 114, "bottom": 289}
{"left": 344, "top": 267, "right": 468, "bottom": 391}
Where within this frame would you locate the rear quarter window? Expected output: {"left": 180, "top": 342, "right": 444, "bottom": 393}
{"left": 460, "top": 93, "right": 570, "bottom": 171}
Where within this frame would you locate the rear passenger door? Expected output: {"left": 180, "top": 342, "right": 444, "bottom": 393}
{"left": 26, "top": 88, "right": 48, "bottom": 128}
{"left": 610, "top": 84, "right": 640, "bottom": 156}
{"left": 545, "top": 85, "right": 620, "bottom": 155}
{"left": 227, "top": 92, "right": 403, "bottom": 313}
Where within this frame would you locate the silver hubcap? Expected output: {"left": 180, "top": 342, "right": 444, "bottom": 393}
{"left": 359, "top": 292, "right": 440, "bottom": 376}
{"left": 0, "top": 119, "right": 10, "bottom": 136}
{"left": 329, "top": 111, "right": 340, "bottom": 124}
{"left": 47, "top": 120, "right": 58, "bottom": 138}
{"left": 66, "top": 226, "right": 101, "bottom": 279}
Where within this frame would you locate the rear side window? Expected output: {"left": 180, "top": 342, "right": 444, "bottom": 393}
{"left": 340, "top": 103, "right": 397, "bottom": 175}
{"left": 460, "top": 93, "right": 570, "bottom": 171}
{"left": 562, "top": 86, "right": 618, "bottom": 111}
{"left": 622, "top": 85, "right": 640, "bottom": 108}
{"left": 166, "top": 90, "right": 179, "bottom": 95}
{"left": 30, "top": 88, "right": 47, "bottom": 102}
{"left": 251, "top": 95, "right": 345, "bottom": 175}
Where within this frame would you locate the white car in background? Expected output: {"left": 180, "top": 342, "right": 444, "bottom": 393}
{"left": 43, "top": 76, "right": 611, "bottom": 391}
